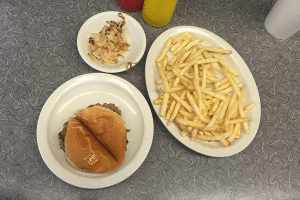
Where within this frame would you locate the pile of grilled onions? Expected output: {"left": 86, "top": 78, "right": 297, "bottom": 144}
{"left": 87, "top": 13, "right": 130, "bottom": 65}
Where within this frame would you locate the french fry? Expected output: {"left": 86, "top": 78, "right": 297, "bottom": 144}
{"left": 176, "top": 118, "right": 207, "bottom": 129}
{"left": 173, "top": 61, "right": 196, "bottom": 87}
{"left": 186, "top": 91, "right": 210, "bottom": 123}
{"left": 161, "top": 85, "right": 186, "bottom": 93}
{"left": 186, "top": 47, "right": 199, "bottom": 62}
{"left": 196, "top": 131, "right": 232, "bottom": 141}
{"left": 190, "top": 128, "right": 198, "bottom": 142}
{"left": 169, "top": 90, "right": 187, "bottom": 124}
{"left": 210, "top": 131, "right": 230, "bottom": 146}
{"left": 178, "top": 49, "right": 192, "bottom": 64}
{"left": 204, "top": 46, "right": 232, "bottom": 54}
{"left": 184, "top": 38, "right": 203, "bottom": 52}
{"left": 197, "top": 46, "right": 229, "bottom": 56}
{"left": 174, "top": 62, "right": 189, "bottom": 69}
{"left": 206, "top": 98, "right": 218, "bottom": 105}
{"left": 176, "top": 113, "right": 189, "bottom": 133}
{"left": 172, "top": 66, "right": 193, "bottom": 79}
{"left": 160, "top": 93, "right": 169, "bottom": 117}
{"left": 218, "top": 95, "right": 230, "bottom": 120}
{"left": 173, "top": 39, "right": 191, "bottom": 55}
{"left": 229, "top": 117, "right": 250, "bottom": 124}
{"left": 217, "top": 82, "right": 243, "bottom": 94}
{"left": 157, "top": 62, "right": 170, "bottom": 117}
{"left": 155, "top": 71, "right": 176, "bottom": 85}
{"left": 181, "top": 130, "right": 189, "bottom": 137}
{"left": 215, "top": 76, "right": 239, "bottom": 91}
{"left": 193, "top": 79, "right": 204, "bottom": 113}
{"left": 162, "top": 55, "right": 168, "bottom": 72}
{"left": 204, "top": 100, "right": 225, "bottom": 131}
{"left": 238, "top": 88, "right": 250, "bottom": 134}
{"left": 214, "top": 75, "right": 237, "bottom": 88}
{"left": 194, "top": 45, "right": 206, "bottom": 49}
{"left": 153, "top": 99, "right": 173, "bottom": 105}
{"left": 222, "top": 68, "right": 241, "bottom": 97}
{"left": 172, "top": 69, "right": 193, "bottom": 84}
{"left": 202, "top": 50, "right": 222, "bottom": 72}
{"left": 204, "top": 95, "right": 213, "bottom": 100}
{"left": 227, "top": 123, "right": 241, "bottom": 143}
{"left": 199, "top": 71, "right": 218, "bottom": 82}
{"left": 178, "top": 109, "right": 194, "bottom": 119}
{"left": 202, "top": 67, "right": 207, "bottom": 88}
{"left": 224, "top": 99, "right": 239, "bottom": 131}
{"left": 208, "top": 99, "right": 220, "bottom": 116}
{"left": 228, "top": 90, "right": 238, "bottom": 110}
{"left": 187, "top": 48, "right": 205, "bottom": 61}
{"left": 171, "top": 41, "right": 183, "bottom": 52}
{"left": 172, "top": 31, "right": 194, "bottom": 43}
{"left": 153, "top": 31, "right": 255, "bottom": 146}
{"left": 153, "top": 99, "right": 163, "bottom": 105}
{"left": 195, "top": 58, "right": 220, "bottom": 65}
{"left": 193, "top": 64, "right": 199, "bottom": 84}
{"left": 244, "top": 102, "right": 255, "bottom": 113}
{"left": 212, "top": 53, "right": 236, "bottom": 75}
{"left": 190, "top": 115, "right": 201, "bottom": 141}
{"left": 168, "top": 49, "right": 187, "bottom": 65}
{"left": 166, "top": 100, "right": 177, "bottom": 121}
{"left": 156, "top": 38, "right": 172, "bottom": 62}
{"left": 170, "top": 92, "right": 193, "bottom": 113}
{"left": 199, "top": 87, "right": 227, "bottom": 102}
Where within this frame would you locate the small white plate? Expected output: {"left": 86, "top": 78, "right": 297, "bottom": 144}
{"left": 145, "top": 26, "right": 261, "bottom": 157}
{"left": 37, "top": 73, "right": 153, "bottom": 189}
{"left": 77, "top": 11, "right": 146, "bottom": 73}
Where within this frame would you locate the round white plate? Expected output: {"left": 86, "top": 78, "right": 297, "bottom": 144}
{"left": 37, "top": 73, "right": 153, "bottom": 189}
{"left": 77, "top": 11, "right": 146, "bottom": 73}
{"left": 145, "top": 26, "right": 261, "bottom": 157}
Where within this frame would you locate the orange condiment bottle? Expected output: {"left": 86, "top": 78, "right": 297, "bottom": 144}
{"left": 142, "top": 0, "right": 178, "bottom": 27}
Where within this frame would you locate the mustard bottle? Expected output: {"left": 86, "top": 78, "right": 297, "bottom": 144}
{"left": 142, "top": 0, "right": 178, "bottom": 27}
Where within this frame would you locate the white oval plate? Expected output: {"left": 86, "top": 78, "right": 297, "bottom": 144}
{"left": 145, "top": 26, "right": 261, "bottom": 157}
{"left": 37, "top": 73, "right": 153, "bottom": 189}
{"left": 77, "top": 11, "right": 146, "bottom": 73}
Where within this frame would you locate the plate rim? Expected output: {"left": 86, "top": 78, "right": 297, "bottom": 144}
{"left": 77, "top": 11, "right": 146, "bottom": 73}
{"left": 145, "top": 25, "right": 261, "bottom": 157}
{"left": 37, "top": 73, "right": 154, "bottom": 189}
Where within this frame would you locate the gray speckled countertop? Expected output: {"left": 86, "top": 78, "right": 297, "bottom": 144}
{"left": 1, "top": 0, "right": 300, "bottom": 199}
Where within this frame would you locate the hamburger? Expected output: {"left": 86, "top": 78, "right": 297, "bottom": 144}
{"left": 58, "top": 103, "right": 128, "bottom": 173}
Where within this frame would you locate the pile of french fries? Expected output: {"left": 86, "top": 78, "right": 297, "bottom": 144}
{"left": 154, "top": 31, "right": 255, "bottom": 146}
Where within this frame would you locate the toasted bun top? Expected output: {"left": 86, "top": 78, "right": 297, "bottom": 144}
{"left": 64, "top": 117, "right": 121, "bottom": 173}
{"left": 64, "top": 105, "right": 127, "bottom": 173}
{"left": 75, "top": 105, "right": 127, "bottom": 164}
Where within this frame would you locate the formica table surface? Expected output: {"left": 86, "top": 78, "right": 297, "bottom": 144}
{"left": 1, "top": 0, "right": 300, "bottom": 199}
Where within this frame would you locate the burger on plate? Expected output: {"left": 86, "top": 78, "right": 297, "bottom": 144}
{"left": 58, "top": 103, "right": 128, "bottom": 173}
